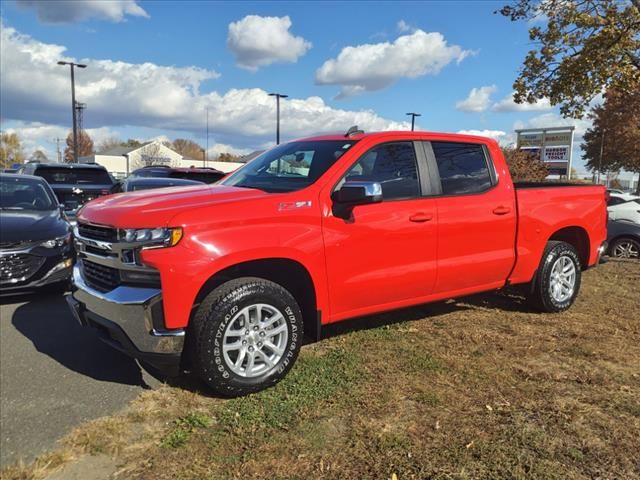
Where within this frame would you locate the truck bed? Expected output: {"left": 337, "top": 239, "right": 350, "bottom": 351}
{"left": 508, "top": 183, "right": 607, "bottom": 285}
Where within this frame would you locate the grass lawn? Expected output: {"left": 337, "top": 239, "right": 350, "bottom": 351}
{"left": 3, "top": 259, "right": 639, "bottom": 480}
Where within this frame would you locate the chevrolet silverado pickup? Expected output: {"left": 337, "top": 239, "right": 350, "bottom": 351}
{"left": 67, "top": 130, "right": 608, "bottom": 396}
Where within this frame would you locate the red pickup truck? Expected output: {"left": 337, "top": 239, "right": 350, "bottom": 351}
{"left": 67, "top": 130, "right": 607, "bottom": 396}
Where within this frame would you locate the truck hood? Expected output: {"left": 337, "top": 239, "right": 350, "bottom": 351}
{"left": 77, "top": 184, "right": 267, "bottom": 228}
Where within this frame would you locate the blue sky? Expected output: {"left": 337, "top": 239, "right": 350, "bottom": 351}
{"left": 0, "top": 0, "right": 593, "bottom": 171}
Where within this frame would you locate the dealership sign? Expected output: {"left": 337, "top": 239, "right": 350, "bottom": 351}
{"left": 515, "top": 127, "right": 575, "bottom": 178}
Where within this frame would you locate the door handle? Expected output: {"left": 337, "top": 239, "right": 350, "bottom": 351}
{"left": 409, "top": 212, "right": 433, "bottom": 223}
{"left": 492, "top": 206, "right": 511, "bottom": 215}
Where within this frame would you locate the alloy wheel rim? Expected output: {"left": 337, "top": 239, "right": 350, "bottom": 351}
{"left": 549, "top": 255, "right": 576, "bottom": 303}
{"left": 222, "top": 303, "right": 288, "bottom": 378}
{"left": 613, "top": 241, "right": 639, "bottom": 258}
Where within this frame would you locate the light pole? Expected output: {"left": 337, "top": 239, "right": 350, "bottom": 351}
{"left": 406, "top": 112, "right": 421, "bottom": 131}
{"left": 268, "top": 93, "right": 288, "bottom": 144}
{"left": 57, "top": 61, "right": 87, "bottom": 163}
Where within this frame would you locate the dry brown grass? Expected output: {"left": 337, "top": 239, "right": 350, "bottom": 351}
{"left": 2, "top": 259, "right": 639, "bottom": 480}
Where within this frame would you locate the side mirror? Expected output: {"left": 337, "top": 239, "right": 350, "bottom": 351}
{"left": 332, "top": 181, "right": 383, "bottom": 205}
{"left": 331, "top": 181, "right": 382, "bottom": 219}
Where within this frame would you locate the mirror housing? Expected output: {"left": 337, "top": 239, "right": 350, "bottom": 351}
{"left": 332, "top": 181, "right": 383, "bottom": 205}
{"left": 331, "top": 181, "right": 382, "bottom": 219}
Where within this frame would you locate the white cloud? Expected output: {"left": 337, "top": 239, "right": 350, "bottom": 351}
{"left": 492, "top": 92, "right": 553, "bottom": 112}
{"left": 457, "top": 129, "right": 514, "bottom": 146}
{"left": 207, "top": 143, "right": 252, "bottom": 159}
{"left": 455, "top": 85, "right": 497, "bottom": 112}
{"left": 396, "top": 20, "right": 412, "bottom": 33}
{"left": 315, "top": 30, "right": 473, "bottom": 99}
{"left": 227, "top": 15, "right": 311, "bottom": 71}
{"left": 15, "top": 0, "right": 148, "bottom": 23}
{"left": 0, "top": 22, "right": 410, "bottom": 153}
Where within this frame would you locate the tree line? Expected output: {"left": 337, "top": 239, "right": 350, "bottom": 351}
{"left": 1, "top": 132, "right": 241, "bottom": 169}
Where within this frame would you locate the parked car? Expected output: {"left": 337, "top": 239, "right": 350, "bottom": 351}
{"left": 111, "top": 177, "right": 205, "bottom": 193}
{"left": 0, "top": 173, "right": 73, "bottom": 292}
{"left": 129, "top": 165, "right": 225, "bottom": 184}
{"left": 607, "top": 219, "right": 640, "bottom": 259}
{"left": 607, "top": 194, "right": 640, "bottom": 224}
{"left": 68, "top": 129, "right": 607, "bottom": 396}
{"left": 19, "top": 163, "right": 114, "bottom": 219}
{"left": 608, "top": 189, "right": 639, "bottom": 201}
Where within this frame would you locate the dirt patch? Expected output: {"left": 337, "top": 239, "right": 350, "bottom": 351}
{"left": 3, "top": 259, "right": 639, "bottom": 480}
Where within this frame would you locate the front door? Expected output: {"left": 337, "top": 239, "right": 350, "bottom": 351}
{"left": 322, "top": 141, "right": 438, "bottom": 321}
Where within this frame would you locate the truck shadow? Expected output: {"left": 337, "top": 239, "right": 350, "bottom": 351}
{"left": 170, "top": 288, "right": 534, "bottom": 397}
{"left": 8, "top": 292, "right": 151, "bottom": 388}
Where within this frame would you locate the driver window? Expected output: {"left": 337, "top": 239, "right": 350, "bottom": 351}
{"left": 339, "top": 142, "right": 420, "bottom": 201}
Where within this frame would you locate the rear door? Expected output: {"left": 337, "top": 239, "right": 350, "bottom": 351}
{"left": 426, "top": 141, "right": 517, "bottom": 294}
{"left": 322, "top": 140, "right": 439, "bottom": 320}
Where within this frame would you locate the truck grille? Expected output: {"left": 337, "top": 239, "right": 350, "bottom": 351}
{"left": 0, "top": 254, "right": 45, "bottom": 284}
{"left": 77, "top": 223, "right": 118, "bottom": 242}
{"left": 81, "top": 259, "right": 120, "bottom": 292}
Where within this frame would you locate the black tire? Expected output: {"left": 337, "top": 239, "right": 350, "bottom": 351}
{"left": 529, "top": 241, "right": 582, "bottom": 313}
{"left": 190, "top": 277, "right": 303, "bottom": 397}
{"left": 609, "top": 237, "right": 640, "bottom": 259}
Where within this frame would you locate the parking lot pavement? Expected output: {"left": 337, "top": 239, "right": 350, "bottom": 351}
{"left": 0, "top": 291, "right": 160, "bottom": 467}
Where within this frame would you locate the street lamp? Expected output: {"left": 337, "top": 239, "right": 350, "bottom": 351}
{"left": 406, "top": 112, "right": 421, "bottom": 131}
{"left": 58, "top": 61, "right": 87, "bottom": 163}
{"left": 268, "top": 92, "right": 288, "bottom": 145}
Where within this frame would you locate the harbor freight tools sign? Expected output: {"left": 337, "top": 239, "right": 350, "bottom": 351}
{"left": 515, "top": 127, "right": 575, "bottom": 177}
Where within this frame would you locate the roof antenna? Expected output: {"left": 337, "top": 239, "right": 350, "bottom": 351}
{"left": 345, "top": 125, "right": 364, "bottom": 137}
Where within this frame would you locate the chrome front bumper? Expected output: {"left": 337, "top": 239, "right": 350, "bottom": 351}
{"left": 69, "top": 265, "right": 185, "bottom": 356}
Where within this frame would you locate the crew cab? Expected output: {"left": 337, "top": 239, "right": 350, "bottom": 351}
{"left": 67, "top": 130, "right": 607, "bottom": 396}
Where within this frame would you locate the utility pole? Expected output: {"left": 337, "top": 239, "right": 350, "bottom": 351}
{"left": 268, "top": 93, "right": 288, "bottom": 144}
{"left": 406, "top": 112, "right": 421, "bottom": 131}
{"left": 597, "top": 128, "right": 605, "bottom": 185}
{"left": 57, "top": 61, "right": 87, "bottom": 163}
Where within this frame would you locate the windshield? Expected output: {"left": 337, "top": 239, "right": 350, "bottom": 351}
{"left": 37, "top": 167, "right": 113, "bottom": 185}
{"left": 222, "top": 140, "right": 357, "bottom": 193}
{"left": 0, "top": 176, "right": 57, "bottom": 211}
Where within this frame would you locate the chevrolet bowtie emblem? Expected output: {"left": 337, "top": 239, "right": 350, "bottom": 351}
{"left": 72, "top": 187, "right": 83, "bottom": 194}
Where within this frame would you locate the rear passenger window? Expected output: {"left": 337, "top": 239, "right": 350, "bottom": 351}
{"left": 343, "top": 142, "right": 420, "bottom": 200}
{"left": 432, "top": 142, "right": 493, "bottom": 195}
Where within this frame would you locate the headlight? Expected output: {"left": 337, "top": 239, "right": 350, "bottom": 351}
{"left": 121, "top": 227, "right": 183, "bottom": 248}
{"left": 41, "top": 233, "right": 71, "bottom": 248}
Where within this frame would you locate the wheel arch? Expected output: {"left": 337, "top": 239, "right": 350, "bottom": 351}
{"left": 191, "top": 257, "right": 320, "bottom": 341}
{"left": 548, "top": 226, "right": 591, "bottom": 269}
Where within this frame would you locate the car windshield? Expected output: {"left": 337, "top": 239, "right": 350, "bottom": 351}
{"left": 222, "top": 140, "right": 357, "bottom": 193}
{"left": 37, "top": 167, "right": 112, "bottom": 185}
{"left": 0, "top": 176, "right": 57, "bottom": 211}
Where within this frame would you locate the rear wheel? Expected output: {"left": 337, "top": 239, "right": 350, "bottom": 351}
{"left": 609, "top": 237, "right": 640, "bottom": 259}
{"left": 191, "top": 277, "right": 303, "bottom": 397}
{"left": 529, "top": 241, "right": 582, "bottom": 313}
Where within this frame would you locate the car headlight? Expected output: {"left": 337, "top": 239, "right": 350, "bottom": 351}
{"left": 121, "top": 227, "right": 183, "bottom": 247}
{"left": 41, "top": 233, "right": 71, "bottom": 248}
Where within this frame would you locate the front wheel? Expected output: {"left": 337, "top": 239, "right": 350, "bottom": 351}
{"left": 191, "top": 277, "right": 304, "bottom": 397}
{"left": 529, "top": 241, "right": 582, "bottom": 313}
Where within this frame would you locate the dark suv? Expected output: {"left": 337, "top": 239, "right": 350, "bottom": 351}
{"left": 130, "top": 165, "right": 226, "bottom": 184}
{"left": 19, "top": 163, "right": 114, "bottom": 217}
